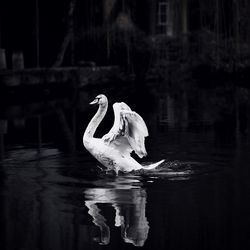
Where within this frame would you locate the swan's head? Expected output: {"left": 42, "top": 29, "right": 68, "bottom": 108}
{"left": 90, "top": 94, "right": 108, "bottom": 106}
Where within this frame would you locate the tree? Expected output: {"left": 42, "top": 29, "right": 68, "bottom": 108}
{"left": 53, "top": 0, "right": 77, "bottom": 67}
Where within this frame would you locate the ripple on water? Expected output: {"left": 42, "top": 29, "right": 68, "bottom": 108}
{"left": 95, "top": 159, "right": 221, "bottom": 182}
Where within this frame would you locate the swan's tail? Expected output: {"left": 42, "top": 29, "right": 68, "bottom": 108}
{"left": 142, "top": 159, "right": 165, "bottom": 170}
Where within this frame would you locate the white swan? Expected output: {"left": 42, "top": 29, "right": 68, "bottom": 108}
{"left": 83, "top": 94, "right": 164, "bottom": 174}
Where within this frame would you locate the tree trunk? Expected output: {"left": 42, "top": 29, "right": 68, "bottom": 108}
{"left": 103, "top": 0, "right": 116, "bottom": 61}
{"left": 181, "top": 0, "right": 188, "bottom": 34}
{"left": 35, "top": 0, "right": 40, "bottom": 67}
{"left": 234, "top": 0, "right": 240, "bottom": 55}
{"left": 53, "top": 0, "right": 77, "bottom": 67}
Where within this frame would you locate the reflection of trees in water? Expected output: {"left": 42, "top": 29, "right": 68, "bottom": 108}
{"left": 154, "top": 87, "right": 250, "bottom": 135}
{"left": 84, "top": 181, "right": 149, "bottom": 247}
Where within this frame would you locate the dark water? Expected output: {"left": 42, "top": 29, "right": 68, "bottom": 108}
{"left": 1, "top": 87, "right": 250, "bottom": 250}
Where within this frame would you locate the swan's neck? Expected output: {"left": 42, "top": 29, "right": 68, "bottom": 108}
{"left": 83, "top": 103, "right": 108, "bottom": 141}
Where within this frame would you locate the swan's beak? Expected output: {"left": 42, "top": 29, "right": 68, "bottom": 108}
{"left": 89, "top": 98, "right": 98, "bottom": 105}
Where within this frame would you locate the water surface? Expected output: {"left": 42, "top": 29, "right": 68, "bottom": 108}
{"left": 1, "top": 126, "right": 250, "bottom": 250}
{"left": 1, "top": 87, "right": 250, "bottom": 250}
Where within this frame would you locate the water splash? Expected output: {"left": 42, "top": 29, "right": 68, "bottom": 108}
{"left": 95, "top": 159, "right": 217, "bottom": 181}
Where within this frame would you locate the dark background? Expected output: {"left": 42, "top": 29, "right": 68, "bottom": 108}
{"left": 1, "top": 1, "right": 250, "bottom": 250}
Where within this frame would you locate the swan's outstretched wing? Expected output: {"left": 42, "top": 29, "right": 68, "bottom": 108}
{"left": 102, "top": 102, "right": 148, "bottom": 158}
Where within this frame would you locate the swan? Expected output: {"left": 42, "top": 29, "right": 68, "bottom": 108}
{"left": 83, "top": 94, "right": 164, "bottom": 174}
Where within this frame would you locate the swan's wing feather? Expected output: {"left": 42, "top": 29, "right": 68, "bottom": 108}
{"left": 122, "top": 110, "right": 148, "bottom": 158}
{"left": 102, "top": 102, "right": 148, "bottom": 158}
{"left": 102, "top": 102, "right": 133, "bottom": 156}
{"left": 122, "top": 110, "right": 148, "bottom": 137}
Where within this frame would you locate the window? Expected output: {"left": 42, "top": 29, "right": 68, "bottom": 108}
{"left": 158, "top": 0, "right": 169, "bottom": 26}
{"left": 157, "top": 0, "right": 172, "bottom": 35}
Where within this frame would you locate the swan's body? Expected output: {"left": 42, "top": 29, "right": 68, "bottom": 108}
{"left": 83, "top": 94, "right": 164, "bottom": 174}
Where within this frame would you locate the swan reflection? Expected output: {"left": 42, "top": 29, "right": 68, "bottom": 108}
{"left": 84, "top": 177, "right": 149, "bottom": 246}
